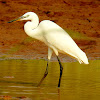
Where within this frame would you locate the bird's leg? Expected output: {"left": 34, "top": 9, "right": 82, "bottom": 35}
{"left": 37, "top": 60, "right": 49, "bottom": 87}
{"left": 57, "top": 56, "right": 63, "bottom": 87}
{"left": 43, "top": 61, "right": 49, "bottom": 77}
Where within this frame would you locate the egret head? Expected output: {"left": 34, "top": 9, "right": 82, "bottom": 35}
{"left": 8, "top": 12, "right": 38, "bottom": 23}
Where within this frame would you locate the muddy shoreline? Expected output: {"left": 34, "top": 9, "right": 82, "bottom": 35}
{"left": 0, "top": 0, "right": 100, "bottom": 62}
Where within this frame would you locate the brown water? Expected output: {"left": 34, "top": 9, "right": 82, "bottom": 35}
{"left": 0, "top": 59, "right": 100, "bottom": 100}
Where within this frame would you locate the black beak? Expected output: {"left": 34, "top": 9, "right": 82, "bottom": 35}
{"left": 8, "top": 17, "right": 22, "bottom": 23}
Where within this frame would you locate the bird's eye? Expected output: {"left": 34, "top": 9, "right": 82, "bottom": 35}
{"left": 23, "top": 15, "right": 29, "bottom": 18}
{"left": 26, "top": 15, "right": 29, "bottom": 17}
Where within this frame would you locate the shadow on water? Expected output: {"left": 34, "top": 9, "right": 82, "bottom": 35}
{"left": 0, "top": 59, "right": 100, "bottom": 100}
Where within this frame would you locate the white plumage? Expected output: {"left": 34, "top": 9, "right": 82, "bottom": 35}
{"left": 8, "top": 12, "right": 89, "bottom": 87}
{"left": 21, "top": 12, "right": 89, "bottom": 64}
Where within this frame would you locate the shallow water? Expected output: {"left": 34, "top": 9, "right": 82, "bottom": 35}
{"left": 0, "top": 59, "right": 100, "bottom": 100}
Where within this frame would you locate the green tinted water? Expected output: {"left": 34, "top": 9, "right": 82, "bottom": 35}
{"left": 0, "top": 59, "right": 100, "bottom": 100}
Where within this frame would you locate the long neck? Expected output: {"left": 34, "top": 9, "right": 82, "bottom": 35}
{"left": 24, "top": 16, "right": 39, "bottom": 38}
{"left": 31, "top": 16, "right": 39, "bottom": 29}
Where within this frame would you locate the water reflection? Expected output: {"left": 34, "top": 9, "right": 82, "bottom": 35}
{"left": 0, "top": 59, "right": 100, "bottom": 100}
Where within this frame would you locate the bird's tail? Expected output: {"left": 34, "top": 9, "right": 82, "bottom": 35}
{"left": 77, "top": 51, "right": 89, "bottom": 64}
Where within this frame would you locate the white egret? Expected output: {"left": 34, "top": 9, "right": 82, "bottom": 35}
{"left": 8, "top": 12, "right": 89, "bottom": 87}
